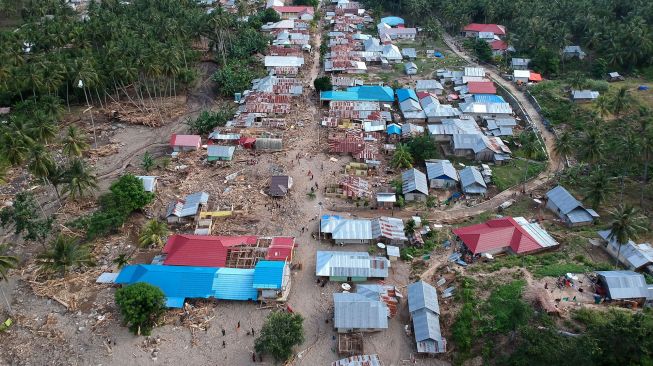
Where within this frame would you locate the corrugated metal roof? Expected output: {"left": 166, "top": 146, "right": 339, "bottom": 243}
{"left": 212, "top": 268, "right": 258, "bottom": 301}
{"left": 412, "top": 308, "right": 445, "bottom": 353}
{"left": 136, "top": 176, "right": 157, "bottom": 192}
{"left": 402, "top": 168, "right": 428, "bottom": 195}
{"left": 207, "top": 145, "right": 235, "bottom": 158}
{"left": 396, "top": 88, "right": 418, "bottom": 102}
{"left": 426, "top": 160, "right": 458, "bottom": 181}
{"left": 596, "top": 271, "right": 652, "bottom": 300}
{"left": 166, "top": 192, "right": 209, "bottom": 218}
{"left": 473, "top": 94, "right": 506, "bottom": 103}
{"left": 376, "top": 192, "right": 397, "bottom": 203}
{"left": 333, "top": 293, "right": 388, "bottom": 330}
{"left": 253, "top": 261, "right": 286, "bottom": 289}
{"left": 572, "top": 90, "right": 599, "bottom": 99}
{"left": 330, "top": 219, "right": 374, "bottom": 240}
{"left": 332, "top": 354, "right": 381, "bottom": 366}
{"left": 386, "top": 245, "right": 400, "bottom": 257}
{"left": 464, "top": 67, "right": 485, "bottom": 77}
{"left": 511, "top": 58, "right": 531, "bottom": 67}
{"left": 513, "top": 217, "right": 559, "bottom": 249}
{"left": 316, "top": 251, "right": 390, "bottom": 278}
{"left": 373, "top": 217, "right": 407, "bottom": 241}
{"left": 416, "top": 79, "right": 443, "bottom": 91}
{"left": 264, "top": 56, "right": 305, "bottom": 67}
{"left": 408, "top": 281, "right": 440, "bottom": 314}
{"left": 598, "top": 230, "right": 653, "bottom": 270}
{"left": 546, "top": 186, "right": 596, "bottom": 223}
{"left": 459, "top": 167, "right": 486, "bottom": 193}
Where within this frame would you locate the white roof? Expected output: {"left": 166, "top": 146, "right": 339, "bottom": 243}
{"left": 264, "top": 56, "right": 305, "bottom": 67}
{"left": 513, "top": 70, "right": 530, "bottom": 78}
{"left": 386, "top": 245, "right": 400, "bottom": 257}
{"left": 464, "top": 67, "right": 485, "bottom": 77}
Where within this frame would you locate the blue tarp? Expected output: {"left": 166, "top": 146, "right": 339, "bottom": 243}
{"left": 320, "top": 86, "right": 394, "bottom": 102}
{"left": 396, "top": 88, "right": 418, "bottom": 102}
{"left": 380, "top": 16, "right": 405, "bottom": 26}
{"left": 434, "top": 52, "right": 444, "bottom": 58}
{"left": 638, "top": 85, "right": 649, "bottom": 91}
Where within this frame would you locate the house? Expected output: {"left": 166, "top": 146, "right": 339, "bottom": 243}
{"left": 207, "top": 145, "right": 235, "bottom": 161}
{"left": 595, "top": 271, "right": 653, "bottom": 303}
{"left": 426, "top": 160, "right": 458, "bottom": 189}
{"left": 169, "top": 134, "right": 201, "bottom": 152}
{"left": 136, "top": 176, "right": 157, "bottom": 192}
{"left": 114, "top": 263, "right": 291, "bottom": 307}
{"left": 269, "top": 175, "right": 293, "bottom": 197}
{"left": 252, "top": 261, "right": 291, "bottom": 300}
{"left": 386, "top": 245, "right": 400, "bottom": 261}
{"left": 571, "top": 90, "right": 600, "bottom": 103}
{"left": 402, "top": 48, "right": 417, "bottom": 60}
{"left": 379, "top": 27, "right": 417, "bottom": 42}
{"left": 484, "top": 117, "right": 517, "bottom": 137}
{"left": 461, "top": 23, "right": 506, "bottom": 38}
{"left": 407, "top": 281, "right": 446, "bottom": 354}
{"left": 376, "top": 192, "right": 397, "bottom": 209}
{"left": 266, "top": 236, "right": 297, "bottom": 262}
{"left": 320, "top": 216, "right": 376, "bottom": 245}
{"left": 255, "top": 138, "right": 283, "bottom": 151}
{"left": 381, "top": 44, "right": 402, "bottom": 62}
{"left": 320, "top": 86, "right": 395, "bottom": 103}
{"left": 333, "top": 292, "right": 388, "bottom": 333}
{"left": 598, "top": 230, "right": 653, "bottom": 272}
{"left": 402, "top": 122, "right": 425, "bottom": 137}
{"left": 332, "top": 355, "right": 381, "bottom": 366}
{"left": 545, "top": 186, "right": 599, "bottom": 227}
{"left": 405, "top": 62, "right": 418, "bottom": 75}
{"left": 466, "top": 81, "right": 496, "bottom": 95}
{"left": 316, "top": 251, "right": 390, "bottom": 281}
{"left": 264, "top": 56, "right": 305, "bottom": 69}
{"left": 607, "top": 72, "right": 625, "bottom": 82}
{"left": 386, "top": 123, "right": 402, "bottom": 136}
{"left": 452, "top": 134, "right": 511, "bottom": 162}
{"left": 563, "top": 45, "right": 586, "bottom": 60}
{"left": 415, "top": 80, "right": 444, "bottom": 95}
{"left": 272, "top": 6, "right": 314, "bottom": 21}
{"left": 489, "top": 40, "right": 511, "bottom": 56}
{"left": 166, "top": 192, "right": 209, "bottom": 224}
{"left": 513, "top": 70, "right": 530, "bottom": 83}
{"left": 459, "top": 167, "right": 487, "bottom": 195}
{"left": 380, "top": 16, "right": 404, "bottom": 27}
{"left": 402, "top": 168, "right": 429, "bottom": 202}
{"left": 427, "top": 117, "right": 481, "bottom": 143}
{"left": 511, "top": 58, "right": 531, "bottom": 70}
{"left": 458, "top": 101, "right": 513, "bottom": 119}
{"left": 453, "top": 216, "right": 559, "bottom": 255}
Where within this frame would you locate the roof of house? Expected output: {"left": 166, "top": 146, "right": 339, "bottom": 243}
{"left": 212, "top": 267, "right": 258, "bottom": 301}
{"left": 458, "top": 101, "right": 512, "bottom": 115}
{"left": 386, "top": 245, "right": 400, "bottom": 257}
{"left": 381, "top": 44, "right": 402, "bottom": 60}
{"left": 136, "top": 176, "right": 157, "bottom": 192}
{"left": 333, "top": 292, "right": 389, "bottom": 330}
{"left": 426, "top": 160, "right": 458, "bottom": 181}
{"left": 386, "top": 123, "right": 402, "bottom": 135}
{"left": 264, "top": 56, "right": 305, "bottom": 67}
{"left": 529, "top": 72, "right": 542, "bottom": 82}
{"left": 170, "top": 134, "right": 201, "bottom": 147}
{"left": 252, "top": 261, "right": 286, "bottom": 289}
{"left": 207, "top": 145, "right": 235, "bottom": 158}
{"left": 166, "top": 192, "right": 209, "bottom": 218}
{"left": 405, "top": 62, "right": 418, "bottom": 72}
{"left": 412, "top": 308, "right": 444, "bottom": 351}
{"left": 572, "top": 90, "right": 600, "bottom": 99}
{"left": 598, "top": 230, "right": 653, "bottom": 270}
{"left": 416, "top": 80, "right": 443, "bottom": 91}
{"left": 464, "top": 67, "right": 486, "bottom": 77}
{"left": 463, "top": 23, "right": 506, "bottom": 35}
{"left": 596, "top": 271, "right": 652, "bottom": 300}
{"left": 320, "top": 86, "right": 395, "bottom": 102}
{"left": 511, "top": 58, "right": 531, "bottom": 67}
{"left": 408, "top": 281, "right": 440, "bottom": 314}
{"left": 316, "top": 251, "right": 390, "bottom": 278}
{"left": 490, "top": 39, "right": 508, "bottom": 51}
{"left": 380, "top": 16, "right": 404, "bottom": 26}
{"left": 321, "top": 218, "right": 375, "bottom": 240}
{"left": 563, "top": 45, "right": 584, "bottom": 54}
{"left": 266, "top": 236, "right": 296, "bottom": 261}
{"left": 332, "top": 354, "right": 381, "bottom": 366}
{"left": 513, "top": 70, "right": 531, "bottom": 78}
{"left": 373, "top": 217, "right": 407, "bottom": 242}
{"left": 377, "top": 192, "right": 397, "bottom": 203}
{"left": 396, "top": 88, "right": 418, "bottom": 102}
{"left": 467, "top": 81, "right": 496, "bottom": 94}
{"left": 269, "top": 175, "right": 292, "bottom": 197}
{"left": 453, "top": 216, "right": 558, "bottom": 254}
{"left": 472, "top": 94, "right": 506, "bottom": 104}
{"left": 272, "top": 5, "right": 314, "bottom": 14}
{"left": 402, "top": 48, "right": 417, "bottom": 58}
{"left": 459, "top": 167, "right": 486, "bottom": 192}
{"left": 402, "top": 168, "right": 429, "bottom": 195}
{"left": 163, "top": 234, "right": 257, "bottom": 267}
{"left": 546, "top": 186, "right": 598, "bottom": 224}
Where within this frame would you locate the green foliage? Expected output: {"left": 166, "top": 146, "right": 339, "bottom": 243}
{"left": 259, "top": 8, "right": 281, "bottom": 23}
{"left": 426, "top": 195, "right": 436, "bottom": 208}
{"left": 464, "top": 38, "right": 493, "bottom": 63}
{"left": 404, "top": 219, "right": 416, "bottom": 237}
{"left": 531, "top": 47, "right": 560, "bottom": 76}
{"left": 62, "top": 158, "right": 98, "bottom": 201}
{"left": 406, "top": 135, "right": 439, "bottom": 164}
{"left": 115, "top": 282, "right": 166, "bottom": 336}
{"left": 0, "top": 192, "right": 53, "bottom": 243}
{"left": 591, "top": 58, "right": 608, "bottom": 79}
{"left": 112, "top": 253, "right": 131, "bottom": 269}
{"left": 391, "top": 143, "right": 413, "bottom": 169}
{"left": 212, "top": 61, "right": 263, "bottom": 97}
{"left": 37, "top": 235, "right": 94, "bottom": 276}
{"left": 138, "top": 220, "right": 168, "bottom": 248}
{"left": 313, "top": 76, "right": 333, "bottom": 92}
{"left": 141, "top": 151, "right": 155, "bottom": 172}
{"left": 62, "top": 126, "right": 89, "bottom": 158}
{"left": 451, "top": 277, "right": 476, "bottom": 357}
{"left": 255, "top": 312, "right": 305, "bottom": 362}
{"left": 480, "top": 280, "right": 531, "bottom": 334}
{"left": 0, "top": 244, "right": 18, "bottom": 282}
{"left": 396, "top": 195, "right": 405, "bottom": 208}
{"left": 186, "top": 109, "right": 232, "bottom": 135}
{"left": 294, "top": 0, "right": 318, "bottom": 6}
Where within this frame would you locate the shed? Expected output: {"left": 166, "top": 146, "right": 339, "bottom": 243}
{"left": 207, "top": 145, "right": 235, "bottom": 161}
{"left": 255, "top": 138, "right": 283, "bottom": 151}
{"left": 136, "top": 176, "right": 158, "bottom": 192}
{"left": 513, "top": 70, "right": 530, "bottom": 84}
{"left": 402, "top": 168, "right": 429, "bottom": 202}
{"left": 607, "top": 72, "right": 625, "bottom": 82}
{"left": 269, "top": 175, "right": 293, "bottom": 197}
{"left": 402, "top": 48, "right": 417, "bottom": 60}
{"left": 459, "top": 167, "right": 486, "bottom": 195}
{"left": 563, "top": 45, "right": 586, "bottom": 59}
{"left": 596, "top": 271, "right": 653, "bottom": 301}
{"left": 386, "top": 245, "right": 400, "bottom": 261}
{"left": 545, "top": 186, "right": 598, "bottom": 227}
{"left": 571, "top": 90, "right": 600, "bottom": 102}
{"left": 170, "top": 134, "right": 201, "bottom": 152}
{"left": 425, "top": 160, "right": 458, "bottom": 189}
{"left": 376, "top": 192, "right": 397, "bottom": 209}
{"left": 404, "top": 62, "right": 418, "bottom": 75}
{"left": 598, "top": 230, "right": 653, "bottom": 271}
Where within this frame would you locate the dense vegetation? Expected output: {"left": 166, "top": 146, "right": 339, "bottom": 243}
{"left": 115, "top": 282, "right": 166, "bottom": 336}
{"left": 254, "top": 312, "right": 305, "bottom": 362}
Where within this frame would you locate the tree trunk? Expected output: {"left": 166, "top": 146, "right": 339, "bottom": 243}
{"left": 615, "top": 243, "right": 622, "bottom": 267}
{"left": 642, "top": 148, "right": 650, "bottom": 208}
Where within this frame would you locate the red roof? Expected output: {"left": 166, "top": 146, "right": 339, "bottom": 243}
{"left": 163, "top": 235, "right": 257, "bottom": 267}
{"left": 266, "top": 237, "right": 296, "bottom": 261}
{"left": 467, "top": 81, "right": 497, "bottom": 94}
{"left": 169, "top": 134, "right": 201, "bottom": 148}
{"left": 463, "top": 23, "right": 506, "bottom": 35}
{"left": 490, "top": 39, "right": 508, "bottom": 51}
{"left": 416, "top": 91, "right": 431, "bottom": 100}
{"left": 529, "top": 72, "right": 542, "bottom": 82}
{"left": 452, "top": 217, "right": 543, "bottom": 255}
{"left": 273, "top": 6, "right": 314, "bottom": 14}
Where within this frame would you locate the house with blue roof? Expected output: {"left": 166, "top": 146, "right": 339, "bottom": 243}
{"left": 545, "top": 186, "right": 599, "bottom": 227}
{"left": 459, "top": 166, "right": 487, "bottom": 195}
{"left": 380, "top": 16, "right": 404, "bottom": 27}
{"left": 320, "top": 86, "right": 394, "bottom": 103}
{"left": 386, "top": 123, "right": 402, "bottom": 136}
{"left": 396, "top": 88, "right": 418, "bottom": 103}
{"left": 253, "top": 261, "right": 291, "bottom": 300}
{"left": 425, "top": 160, "right": 458, "bottom": 189}
{"left": 114, "top": 261, "right": 289, "bottom": 308}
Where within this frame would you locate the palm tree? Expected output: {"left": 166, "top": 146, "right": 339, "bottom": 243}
{"left": 62, "top": 159, "right": 98, "bottom": 200}
{"left": 138, "top": 220, "right": 168, "bottom": 248}
{"left": 141, "top": 151, "right": 155, "bottom": 172}
{"left": 112, "top": 253, "right": 131, "bottom": 269}
{"left": 607, "top": 205, "right": 648, "bottom": 266}
{"left": 584, "top": 167, "right": 612, "bottom": 208}
{"left": 594, "top": 95, "right": 611, "bottom": 118}
{"left": 641, "top": 118, "right": 653, "bottom": 207}
{"left": 581, "top": 129, "right": 603, "bottom": 164}
{"left": 37, "top": 235, "right": 94, "bottom": 276}
{"left": 0, "top": 244, "right": 18, "bottom": 282}
{"left": 404, "top": 219, "right": 416, "bottom": 237}
{"left": 27, "top": 111, "right": 57, "bottom": 144}
{"left": 611, "top": 86, "right": 629, "bottom": 117}
{"left": 62, "top": 126, "right": 89, "bottom": 158}
{"left": 553, "top": 131, "right": 573, "bottom": 163}
{"left": 27, "top": 145, "right": 55, "bottom": 182}
{"left": 391, "top": 143, "right": 413, "bottom": 169}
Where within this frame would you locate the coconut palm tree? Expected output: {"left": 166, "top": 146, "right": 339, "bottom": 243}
{"left": 27, "top": 144, "right": 55, "bottom": 182}
{"left": 138, "top": 220, "right": 169, "bottom": 248}
{"left": 0, "top": 244, "right": 18, "bottom": 282}
{"left": 391, "top": 143, "right": 414, "bottom": 169}
{"left": 611, "top": 86, "right": 629, "bottom": 117}
{"left": 62, "top": 126, "right": 89, "bottom": 158}
{"left": 607, "top": 205, "right": 648, "bottom": 266}
{"left": 553, "top": 131, "right": 573, "bottom": 163}
{"left": 37, "top": 235, "right": 94, "bottom": 276}
{"left": 62, "top": 158, "right": 98, "bottom": 200}
{"left": 112, "top": 253, "right": 131, "bottom": 269}
{"left": 584, "top": 167, "right": 612, "bottom": 209}
{"left": 581, "top": 128, "right": 604, "bottom": 164}
{"left": 404, "top": 219, "right": 416, "bottom": 237}
{"left": 594, "top": 95, "right": 611, "bottom": 119}
{"left": 27, "top": 111, "right": 58, "bottom": 144}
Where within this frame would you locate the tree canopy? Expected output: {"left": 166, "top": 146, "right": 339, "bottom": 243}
{"left": 254, "top": 311, "right": 304, "bottom": 362}
{"left": 115, "top": 282, "right": 166, "bottom": 336}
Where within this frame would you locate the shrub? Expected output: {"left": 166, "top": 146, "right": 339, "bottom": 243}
{"left": 255, "top": 312, "right": 304, "bottom": 362}
{"left": 313, "top": 76, "right": 332, "bottom": 92}
{"left": 115, "top": 282, "right": 166, "bottom": 336}
{"left": 186, "top": 109, "right": 232, "bottom": 135}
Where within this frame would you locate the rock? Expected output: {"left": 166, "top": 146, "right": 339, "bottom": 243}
{"left": 77, "top": 326, "right": 85, "bottom": 332}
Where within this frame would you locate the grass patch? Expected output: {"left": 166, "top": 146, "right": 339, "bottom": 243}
{"left": 492, "top": 159, "right": 546, "bottom": 191}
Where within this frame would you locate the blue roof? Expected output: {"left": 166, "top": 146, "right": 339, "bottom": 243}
{"left": 212, "top": 268, "right": 258, "bottom": 301}
{"left": 387, "top": 123, "right": 402, "bottom": 135}
{"left": 321, "top": 86, "right": 394, "bottom": 102}
{"left": 380, "top": 16, "right": 404, "bottom": 26}
{"left": 253, "top": 261, "right": 286, "bottom": 289}
{"left": 115, "top": 265, "right": 219, "bottom": 307}
{"left": 396, "top": 88, "right": 417, "bottom": 102}
{"left": 472, "top": 94, "right": 506, "bottom": 103}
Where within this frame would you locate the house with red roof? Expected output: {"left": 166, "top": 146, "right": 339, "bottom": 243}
{"left": 462, "top": 23, "right": 506, "bottom": 38}
{"left": 163, "top": 234, "right": 297, "bottom": 267}
{"left": 170, "top": 134, "right": 201, "bottom": 152}
{"left": 467, "top": 81, "right": 496, "bottom": 95}
{"left": 452, "top": 217, "right": 558, "bottom": 256}
{"left": 489, "top": 40, "right": 512, "bottom": 56}
{"left": 273, "top": 6, "right": 314, "bottom": 21}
